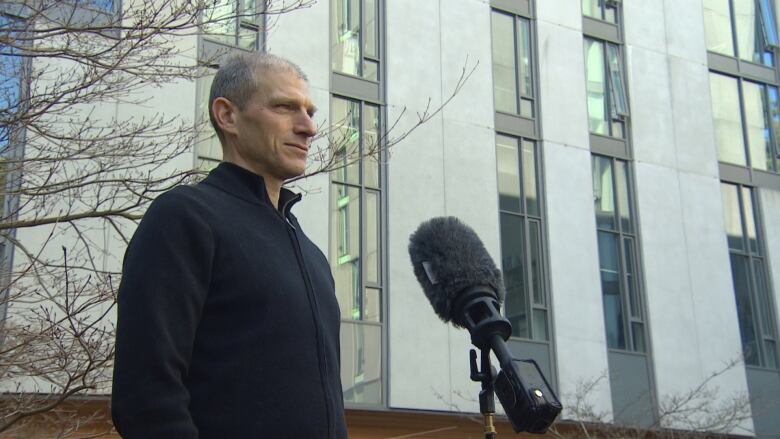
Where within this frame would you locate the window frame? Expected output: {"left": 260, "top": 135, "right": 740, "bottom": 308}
{"left": 201, "top": 0, "right": 265, "bottom": 53}
{"left": 721, "top": 182, "right": 780, "bottom": 369}
{"left": 329, "top": 94, "right": 387, "bottom": 408}
{"left": 584, "top": 37, "right": 630, "bottom": 141}
{"left": 490, "top": 0, "right": 540, "bottom": 140}
{"left": 592, "top": 155, "right": 648, "bottom": 353}
{"left": 496, "top": 134, "right": 550, "bottom": 342}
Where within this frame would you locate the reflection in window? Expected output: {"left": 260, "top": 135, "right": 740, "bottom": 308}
{"left": 721, "top": 183, "right": 778, "bottom": 368}
{"left": 592, "top": 156, "right": 646, "bottom": 352}
{"left": 709, "top": 72, "right": 780, "bottom": 171}
{"left": 491, "top": 10, "right": 534, "bottom": 118}
{"left": 331, "top": 0, "right": 380, "bottom": 80}
{"left": 705, "top": 0, "right": 778, "bottom": 66}
{"left": 330, "top": 95, "right": 384, "bottom": 405}
{"left": 496, "top": 135, "right": 548, "bottom": 341}
{"left": 704, "top": 0, "right": 737, "bottom": 56}
{"left": 582, "top": 0, "right": 619, "bottom": 23}
{"left": 584, "top": 38, "right": 629, "bottom": 138}
{"left": 195, "top": 71, "right": 222, "bottom": 171}
{"left": 203, "top": 0, "right": 261, "bottom": 50}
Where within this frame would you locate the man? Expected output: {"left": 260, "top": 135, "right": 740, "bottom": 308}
{"left": 111, "top": 53, "right": 348, "bottom": 438}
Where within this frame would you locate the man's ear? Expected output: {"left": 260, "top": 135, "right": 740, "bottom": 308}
{"left": 212, "top": 97, "right": 239, "bottom": 136}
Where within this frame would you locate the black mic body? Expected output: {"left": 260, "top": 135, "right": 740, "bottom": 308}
{"left": 409, "top": 216, "right": 562, "bottom": 434}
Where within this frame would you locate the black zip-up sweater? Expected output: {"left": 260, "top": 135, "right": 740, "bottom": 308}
{"left": 111, "top": 162, "right": 348, "bottom": 438}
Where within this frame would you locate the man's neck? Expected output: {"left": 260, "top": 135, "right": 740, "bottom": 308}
{"left": 221, "top": 157, "right": 283, "bottom": 209}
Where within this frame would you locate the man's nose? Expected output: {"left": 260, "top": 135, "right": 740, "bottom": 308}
{"left": 294, "top": 111, "right": 317, "bottom": 138}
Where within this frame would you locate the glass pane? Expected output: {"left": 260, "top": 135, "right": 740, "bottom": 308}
{"left": 364, "top": 287, "right": 381, "bottom": 322}
{"left": 533, "top": 309, "right": 549, "bottom": 341}
{"left": 584, "top": 39, "right": 608, "bottom": 135}
{"left": 607, "top": 44, "right": 629, "bottom": 118}
{"left": 496, "top": 135, "right": 521, "bottom": 213}
{"left": 522, "top": 140, "right": 539, "bottom": 216}
{"left": 500, "top": 213, "right": 529, "bottom": 338}
{"left": 520, "top": 98, "right": 534, "bottom": 118}
{"left": 364, "top": 104, "right": 380, "bottom": 188}
{"left": 340, "top": 322, "right": 382, "bottom": 405}
{"left": 598, "top": 231, "right": 625, "bottom": 350}
{"left": 624, "top": 237, "right": 640, "bottom": 318}
{"left": 492, "top": 11, "right": 518, "bottom": 114}
{"left": 743, "top": 81, "right": 770, "bottom": 171}
{"left": 742, "top": 187, "right": 759, "bottom": 254}
{"left": 365, "top": 190, "right": 380, "bottom": 284}
{"left": 729, "top": 253, "right": 760, "bottom": 366}
{"left": 615, "top": 160, "right": 631, "bottom": 233}
{"left": 754, "top": 261, "right": 774, "bottom": 336}
{"left": 605, "top": 3, "right": 618, "bottom": 23}
{"left": 529, "top": 220, "right": 544, "bottom": 306}
{"left": 203, "top": 0, "right": 237, "bottom": 46}
{"left": 196, "top": 73, "right": 223, "bottom": 168}
{"left": 766, "top": 340, "right": 778, "bottom": 368}
{"left": 365, "top": 0, "right": 378, "bottom": 58}
{"left": 332, "top": 0, "right": 361, "bottom": 76}
{"left": 241, "top": 0, "right": 257, "bottom": 20}
{"left": 721, "top": 183, "right": 745, "bottom": 251}
{"left": 582, "top": 0, "right": 601, "bottom": 18}
{"left": 709, "top": 73, "right": 747, "bottom": 166}
{"left": 632, "top": 322, "right": 646, "bottom": 352}
{"left": 592, "top": 156, "right": 617, "bottom": 230}
{"left": 734, "top": 0, "right": 765, "bottom": 64}
{"left": 759, "top": 0, "right": 780, "bottom": 45}
{"left": 238, "top": 25, "right": 258, "bottom": 50}
{"left": 768, "top": 86, "right": 780, "bottom": 171}
{"left": 331, "top": 97, "right": 360, "bottom": 185}
{"left": 331, "top": 184, "right": 361, "bottom": 320}
{"left": 703, "top": 0, "right": 737, "bottom": 56}
{"left": 363, "top": 59, "right": 379, "bottom": 81}
{"left": 518, "top": 18, "right": 533, "bottom": 103}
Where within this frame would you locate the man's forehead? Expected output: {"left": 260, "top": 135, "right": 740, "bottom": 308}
{"left": 255, "top": 68, "right": 311, "bottom": 99}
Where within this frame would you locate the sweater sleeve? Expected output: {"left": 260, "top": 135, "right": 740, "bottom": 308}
{"left": 111, "top": 190, "right": 214, "bottom": 438}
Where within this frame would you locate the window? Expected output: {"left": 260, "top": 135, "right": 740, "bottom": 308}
{"left": 709, "top": 72, "right": 780, "bottom": 172}
{"left": 491, "top": 10, "right": 535, "bottom": 118}
{"left": 203, "top": 0, "right": 262, "bottom": 50}
{"left": 584, "top": 38, "right": 629, "bottom": 139}
{"left": 195, "top": 71, "right": 222, "bottom": 171}
{"left": 496, "top": 135, "right": 548, "bottom": 341}
{"left": 704, "top": 0, "right": 778, "bottom": 66}
{"left": 330, "top": 95, "right": 383, "bottom": 405}
{"left": 592, "top": 156, "right": 646, "bottom": 352}
{"left": 331, "top": 0, "right": 380, "bottom": 81}
{"left": 582, "top": 0, "right": 620, "bottom": 23}
{"left": 721, "top": 183, "right": 779, "bottom": 368}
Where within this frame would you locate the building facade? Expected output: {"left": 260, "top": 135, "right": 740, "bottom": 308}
{"left": 3, "top": 0, "right": 780, "bottom": 437}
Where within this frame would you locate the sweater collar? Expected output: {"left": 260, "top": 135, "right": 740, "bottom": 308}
{"left": 204, "top": 162, "right": 302, "bottom": 215}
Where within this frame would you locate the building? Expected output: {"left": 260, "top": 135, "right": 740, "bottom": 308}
{"left": 1, "top": 0, "right": 779, "bottom": 437}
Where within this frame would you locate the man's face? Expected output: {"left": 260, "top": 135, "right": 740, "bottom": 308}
{"left": 230, "top": 69, "right": 317, "bottom": 183}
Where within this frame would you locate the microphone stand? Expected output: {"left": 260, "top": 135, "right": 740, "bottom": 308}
{"left": 470, "top": 348, "right": 497, "bottom": 439}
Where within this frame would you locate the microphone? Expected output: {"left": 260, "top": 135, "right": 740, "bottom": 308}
{"left": 408, "top": 217, "right": 561, "bottom": 434}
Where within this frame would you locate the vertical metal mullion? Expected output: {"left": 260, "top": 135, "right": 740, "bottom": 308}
{"left": 358, "top": 0, "right": 364, "bottom": 76}
{"left": 603, "top": 41, "right": 615, "bottom": 137}
{"left": 739, "top": 186, "right": 765, "bottom": 365}
{"left": 737, "top": 79, "right": 754, "bottom": 168}
{"left": 358, "top": 101, "right": 365, "bottom": 321}
{"left": 513, "top": 16, "right": 522, "bottom": 113}
{"left": 729, "top": 0, "right": 741, "bottom": 60}
{"left": 613, "top": 159, "right": 633, "bottom": 350}
{"left": 523, "top": 215, "right": 535, "bottom": 339}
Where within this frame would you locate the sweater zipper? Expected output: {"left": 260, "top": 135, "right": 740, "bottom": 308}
{"left": 283, "top": 216, "right": 334, "bottom": 438}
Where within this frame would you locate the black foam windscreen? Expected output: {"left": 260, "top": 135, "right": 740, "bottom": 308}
{"left": 408, "top": 216, "right": 505, "bottom": 328}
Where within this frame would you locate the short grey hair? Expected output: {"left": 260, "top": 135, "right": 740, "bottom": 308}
{"left": 208, "top": 52, "right": 308, "bottom": 143}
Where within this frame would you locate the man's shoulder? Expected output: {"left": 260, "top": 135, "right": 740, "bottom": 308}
{"left": 143, "top": 183, "right": 217, "bottom": 224}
